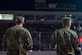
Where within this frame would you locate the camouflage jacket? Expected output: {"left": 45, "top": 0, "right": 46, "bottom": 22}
{"left": 50, "top": 27, "right": 79, "bottom": 55}
{"left": 2, "top": 25, "right": 33, "bottom": 55}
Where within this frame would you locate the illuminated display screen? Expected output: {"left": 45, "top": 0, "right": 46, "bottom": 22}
{"left": 78, "top": 37, "right": 82, "bottom": 43}
{"left": 0, "top": 14, "right": 14, "bottom": 20}
{"left": 78, "top": 32, "right": 82, "bottom": 48}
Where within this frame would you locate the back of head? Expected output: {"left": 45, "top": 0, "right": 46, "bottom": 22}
{"left": 62, "top": 17, "right": 72, "bottom": 26}
{"left": 16, "top": 16, "right": 25, "bottom": 24}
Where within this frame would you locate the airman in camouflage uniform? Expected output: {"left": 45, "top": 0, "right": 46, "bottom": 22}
{"left": 50, "top": 17, "right": 81, "bottom": 55}
{"left": 2, "top": 16, "right": 33, "bottom": 55}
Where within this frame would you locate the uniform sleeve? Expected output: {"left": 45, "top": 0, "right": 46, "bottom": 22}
{"left": 72, "top": 32, "right": 79, "bottom": 51}
{"left": 50, "top": 31, "right": 57, "bottom": 50}
{"left": 22, "top": 29, "right": 33, "bottom": 50}
{"left": 2, "top": 29, "right": 10, "bottom": 51}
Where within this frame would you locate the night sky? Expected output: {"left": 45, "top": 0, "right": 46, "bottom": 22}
{"left": 0, "top": 0, "right": 82, "bottom": 11}
{"left": 0, "top": 0, "right": 35, "bottom": 10}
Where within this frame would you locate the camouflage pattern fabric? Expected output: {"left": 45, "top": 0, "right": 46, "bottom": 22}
{"left": 2, "top": 25, "right": 33, "bottom": 55}
{"left": 50, "top": 28, "right": 79, "bottom": 55}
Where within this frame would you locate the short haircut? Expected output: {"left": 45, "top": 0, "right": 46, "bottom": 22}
{"left": 62, "top": 17, "right": 72, "bottom": 26}
{"left": 16, "top": 16, "right": 25, "bottom": 24}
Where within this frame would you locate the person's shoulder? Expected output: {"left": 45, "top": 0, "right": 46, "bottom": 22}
{"left": 13, "top": 25, "right": 27, "bottom": 31}
{"left": 6, "top": 26, "right": 15, "bottom": 31}
{"left": 57, "top": 28, "right": 64, "bottom": 32}
{"left": 57, "top": 28, "right": 76, "bottom": 34}
{"left": 21, "top": 27, "right": 30, "bottom": 32}
{"left": 69, "top": 29, "right": 77, "bottom": 34}
{"left": 21, "top": 27, "right": 27, "bottom": 30}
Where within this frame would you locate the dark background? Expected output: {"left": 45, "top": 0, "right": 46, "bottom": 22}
{"left": 0, "top": 0, "right": 82, "bottom": 11}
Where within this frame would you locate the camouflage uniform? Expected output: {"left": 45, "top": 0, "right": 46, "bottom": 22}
{"left": 2, "top": 25, "right": 33, "bottom": 55}
{"left": 50, "top": 17, "right": 79, "bottom": 55}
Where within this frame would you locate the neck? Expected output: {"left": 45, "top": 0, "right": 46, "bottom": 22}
{"left": 65, "top": 26, "right": 70, "bottom": 29}
{"left": 17, "top": 24, "right": 23, "bottom": 27}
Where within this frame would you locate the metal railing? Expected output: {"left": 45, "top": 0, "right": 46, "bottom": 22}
{"left": 32, "top": 32, "right": 53, "bottom": 51}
